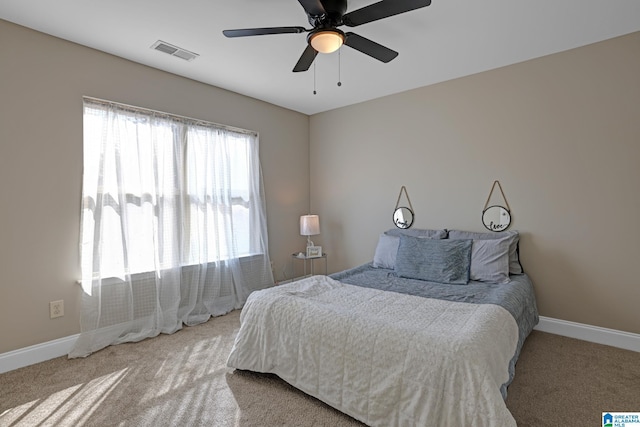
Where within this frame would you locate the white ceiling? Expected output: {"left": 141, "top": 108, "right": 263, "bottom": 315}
{"left": 2, "top": 0, "right": 639, "bottom": 115}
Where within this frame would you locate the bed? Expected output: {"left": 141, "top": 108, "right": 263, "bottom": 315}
{"left": 227, "top": 229, "right": 539, "bottom": 427}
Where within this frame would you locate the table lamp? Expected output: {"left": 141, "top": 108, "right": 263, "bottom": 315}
{"left": 300, "top": 215, "right": 320, "bottom": 248}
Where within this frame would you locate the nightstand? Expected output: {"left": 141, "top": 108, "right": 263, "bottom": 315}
{"left": 291, "top": 252, "right": 328, "bottom": 279}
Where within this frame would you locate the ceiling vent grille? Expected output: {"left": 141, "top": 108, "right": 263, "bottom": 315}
{"left": 151, "top": 40, "right": 199, "bottom": 62}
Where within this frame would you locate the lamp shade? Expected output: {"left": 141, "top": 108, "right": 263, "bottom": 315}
{"left": 309, "top": 30, "right": 344, "bottom": 54}
{"left": 300, "top": 215, "right": 320, "bottom": 236}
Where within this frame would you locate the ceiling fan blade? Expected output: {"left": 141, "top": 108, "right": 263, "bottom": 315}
{"left": 293, "top": 45, "right": 318, "bottom": 72}
{"left": 297, "top": 0, "right": 326, "bottom": 17}
{"left": 344, "top": 32, "right": 398, "bottom": 63}
{"left": 223, "top": 27, "right": 307, "bottom": 38}
{"left": 343, "top": 0, "right": 431, "bottom": 27}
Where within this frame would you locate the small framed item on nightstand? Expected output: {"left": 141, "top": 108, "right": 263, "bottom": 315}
{"left": 306, "top": 246, "right": 322, "bottom": 258}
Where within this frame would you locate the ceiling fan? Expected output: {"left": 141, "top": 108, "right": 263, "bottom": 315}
{"left": 222, "top": 0, "right": 432, "bottom": 72}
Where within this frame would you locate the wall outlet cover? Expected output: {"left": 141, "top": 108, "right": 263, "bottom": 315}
{"left": 50, "top": 300, "right": 64, "bottom": 319}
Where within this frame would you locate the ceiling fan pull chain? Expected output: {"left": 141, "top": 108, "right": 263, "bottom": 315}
{"left": 337, "top": 48, "right": 342, "bottom": 87}
{"left": 314, "top": 62, "right": 317, "bottom": 94}
{"left": 313, "top": 61, "right": 317, "bottom": 95}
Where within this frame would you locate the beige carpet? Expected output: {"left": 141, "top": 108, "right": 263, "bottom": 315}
{"left": 1, "top": 310, "right": 638, "bottom": 426}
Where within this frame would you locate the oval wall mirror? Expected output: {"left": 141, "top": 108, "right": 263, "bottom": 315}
{"left": 393, "top": 207, "right": 414, "bottom": 229}
{"left": 482, "top": 205, "right": 511, "bottom": 232}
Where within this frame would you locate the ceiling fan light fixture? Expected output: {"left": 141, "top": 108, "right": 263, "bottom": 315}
{"left": 309, "top": 29, "right": 345, "bottom": 54}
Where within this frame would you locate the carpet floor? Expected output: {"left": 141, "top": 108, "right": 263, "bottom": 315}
{"left": 1, "top": 310, "right": 638, "bottom": 426}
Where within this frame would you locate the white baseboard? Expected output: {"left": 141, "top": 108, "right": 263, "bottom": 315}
{"left": 1, "top": 316, "right": 638, "bottom": 374}
{"left": 0, "top": 334, "right": 79, "bottom": 374}
{"left": 535, "top": 316, "right": 640, "bottom": 352}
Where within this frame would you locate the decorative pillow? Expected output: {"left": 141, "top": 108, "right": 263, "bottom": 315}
{"left": 448, "top": 229, "right": 523, "bottom": 274}
{"left": 469, "top": 239, "right": 511, "bottom": 284}
{"left": 372, "top": 233, "right": 400, "bottom": 269}
{"left": 394, "top": 235, "right": 472, "bottom": 285}
{"left": 385, "top": 228, "right": 448, "bottom": 239}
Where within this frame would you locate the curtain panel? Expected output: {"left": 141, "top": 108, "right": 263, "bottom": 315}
{"left": 70, "top": 98, "right": 273, "bottom": 358}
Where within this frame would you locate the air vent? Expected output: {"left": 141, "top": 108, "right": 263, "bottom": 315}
{"left": 151, "top": 40, "right": 199, "bottom": 62}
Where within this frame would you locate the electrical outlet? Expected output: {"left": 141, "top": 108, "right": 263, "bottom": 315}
{"left": 50, "top": 300, "right": 64, "bottom": 319}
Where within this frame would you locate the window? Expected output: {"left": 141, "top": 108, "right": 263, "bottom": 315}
{"left": 73, "top": 97, "right": 272, "bottom": 357}
{"left": 81, "top": 98, "right": 267, "bottom": 279}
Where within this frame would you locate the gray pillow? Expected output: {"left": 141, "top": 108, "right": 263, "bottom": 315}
{"left": 469, "top": 239, "right": 511, "bottom": 284}
{"left": 448, "top": 229, "right": 523, "bottom": 274}
{"left": 385, "top": 228, "right": 448, "bottom": 239}
{"left": 394, "top": 235, "right": 472, "bottom": 285}
{"left": 372, "top": 233, "right": 400, "bottom": 269}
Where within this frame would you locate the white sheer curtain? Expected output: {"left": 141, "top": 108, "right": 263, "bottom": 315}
{"left": 70, "top": 98, "right": 273, "bottom": 358}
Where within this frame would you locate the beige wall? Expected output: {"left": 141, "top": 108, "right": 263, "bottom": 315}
{"left": 310, "top": 32, "right": 640, "bottom": 334}
{"left": 1, "top": 18, "right": 638, "bottom": 355}
{"left": 0, "top": 20, "right": 310, "bottom": 354}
